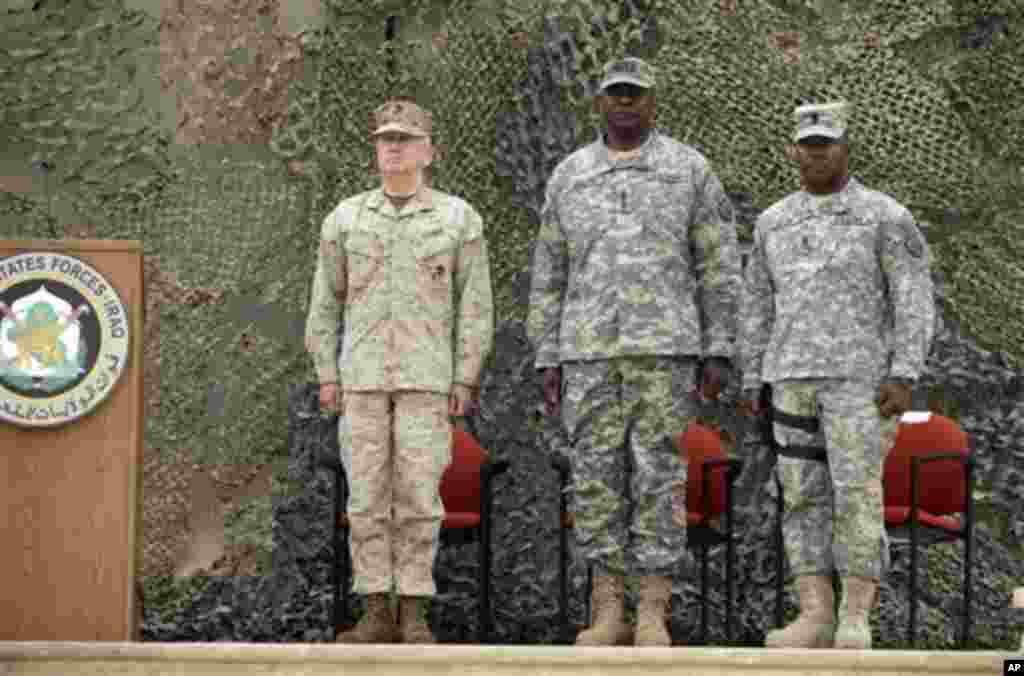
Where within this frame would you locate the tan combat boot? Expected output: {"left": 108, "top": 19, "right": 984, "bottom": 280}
{"left": 765, "top": 575, "right": 836, "bottom": 648}
{"left": 398, "top": 596, "right": 436, "bottom": 644}
{"left": 575, "top": 574, "right": 633, "bottom": 646}
{"left": 833, "top": 576, "right": 877, "bottom": 649}
{"left": 634, "top": 576, "right": 673, "bottom": 647}
{"left": 335, "top": 593, "right": 399, "bottom": 643}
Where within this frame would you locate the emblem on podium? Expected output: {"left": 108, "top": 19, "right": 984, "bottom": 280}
{"left": 0, "top": 252, "right": 130, "bottom": 427}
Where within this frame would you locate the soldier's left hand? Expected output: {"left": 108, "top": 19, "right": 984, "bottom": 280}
{"left": 449, "top": 384, "right": 478, "bottom": 417}
{"left": 700, "top": 357, "right": 732, "bottom": 401}
{"left": 877, "top": 380, "right": 913, "bottom": 418}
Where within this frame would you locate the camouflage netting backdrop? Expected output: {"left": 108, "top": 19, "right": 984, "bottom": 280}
{"left": 1, "top": 0, "right": 1023, "bottom": 648}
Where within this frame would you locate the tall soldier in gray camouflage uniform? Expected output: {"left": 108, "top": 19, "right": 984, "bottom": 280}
{"left": 528, "top": 57, "right": 740, "bottom": 647}
{"left": 739, "top": 102, "right": 934, "bottom": 649}
{"left": 306, "top": 99, "right": 494, "bottom": 644}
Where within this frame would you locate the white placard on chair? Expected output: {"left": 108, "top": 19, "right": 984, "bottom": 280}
{"left": 900, "top": 411, "right": 933, "bottom": 424}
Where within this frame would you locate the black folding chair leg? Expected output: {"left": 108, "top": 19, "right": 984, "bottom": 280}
{"left": 962, "top": 461, "right": 975, "bottom": 649}
{"left": 909, "top": 523, "right": 919, "bottom": 647}
{"left": 586, "top": 565, "right": 593, "bottom": 628}
{"left": 699, "top": 542, "right": 709, "bottom": 645}
{"left": 334, "top": 465, "right": 347, "bottom": 635}
{"left": 479, "top": 462, "right": 503, "bottom": 644}
{"left": 962, "top": 538, "right": 973, "bottom": 648}
{"left": 775, "top": 476, "right": 785, "bottom": 629}
{"left": 558, "top": 509, "right": 571, "bottom": 642}
{"left": 340, "top": 526, "right": 351, "bottom": 630}
{"left": 475, "top": 524, "right": 483, "bottom": 644}
{"left": 725, "top": 531, "right": 733, "bottom": 642}
{"left": 725, "top": 465, "right": 736, "bottom": 644}
{"left": 909, "top": 458, "right": 921, "bottom": 649}
{"left": 961, "top": 534, "right": 971, "bottom": 649}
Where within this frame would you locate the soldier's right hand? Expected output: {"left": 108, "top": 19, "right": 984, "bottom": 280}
{"left": 541, "top": 367, "right": 562, "bottom": 417}
{"left": 319, "top": 383, "right": 341, "bottom": 414}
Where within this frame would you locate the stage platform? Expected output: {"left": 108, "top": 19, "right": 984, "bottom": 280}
{"left": 0, "top": 643, "right": 1014, "bottom": 676}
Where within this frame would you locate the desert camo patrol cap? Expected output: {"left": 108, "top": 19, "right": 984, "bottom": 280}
{"left": 793, "top": 101, "right": 850, "bottom": 143}
{"left": 371, "top": 99, "right": 432, "bottom": 137}
{"left": 600, "top": 57, "right": 656, "bottom": 92}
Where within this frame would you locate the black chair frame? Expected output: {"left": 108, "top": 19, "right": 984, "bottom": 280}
{"left": 897, "top": 451, "right": 975, "bottom": 648}
{"left": 552, "top": 452, "right": 743, "bottom": 645}
{"left": 772, "top": 447, "right": 975, "bottom": 649}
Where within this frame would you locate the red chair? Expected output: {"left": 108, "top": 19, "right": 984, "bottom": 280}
{"left": 883, "top": 413, "right": 974, "bottom": 648}
{"left": 552, "top": 423, "right": 743, "bottom": 645}
{"left": 326, "top": 422, "right": 510, "bottom": 643}
{"left": 771, "top": 412, "right": 975, "bottom": 648}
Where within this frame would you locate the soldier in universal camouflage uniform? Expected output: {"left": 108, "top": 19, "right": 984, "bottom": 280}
{"left": 738, "top": 102, "right": 934, "bottom": 649}
{"left": 528, "top": 57, "right": 740, "bottom": 647}
{"left": 305, "top": 99, "right": 494, "bottom": 644}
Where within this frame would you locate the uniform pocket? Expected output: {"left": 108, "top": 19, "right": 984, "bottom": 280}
{"left": 831, "top": 222, "right": 876, "bottom": 260}
{"left": 414, "top": 230, "right": 457, "bottom": 305}
{"left": 346, "top": 229, "right": 385, "bottom": 301}
{"left": 764, "top": 222, "right": 826, "bottom": 292}
{"left": 649, "top": 171, "right": 689, "bottom": 208}
{"left": 638, "top": 172, "right": 694, "bottom": 245}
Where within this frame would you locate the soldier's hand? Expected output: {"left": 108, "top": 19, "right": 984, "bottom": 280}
{"left": 700, "top": 357, "right": 732, "bottom": 401}
{"left": 541, "top": 367, "right": 562, "bottom": 417}
{"left": 877, "top": 380, "right": 912, "bottom": 418}
{"left": 736, "top": 387, "right": 764, "bottom": 418}
{"left": 319, "top": 383, "right": 341, "bottom": 414}
{"left": 449, "top": 384, "right": 478, "bottom": 417}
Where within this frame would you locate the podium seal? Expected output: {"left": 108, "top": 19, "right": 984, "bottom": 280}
{"left": 0, "top": 252, "right": 130, "bottom": 428}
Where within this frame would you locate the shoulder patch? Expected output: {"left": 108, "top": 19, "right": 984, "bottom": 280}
{"left": 331, "top": 192, "right": 374, "bottom": 237}
{"left": 897, "top": 216, "right": 925, "bottom": 258}
{"left": 885, "top": 215, "right": 926, "bottom": 259}
{"left": 905, "top": 233, "right": 924, "bottom": 258}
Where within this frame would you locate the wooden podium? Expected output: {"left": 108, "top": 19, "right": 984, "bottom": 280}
{"left": 0, "top": 240, "right": 144, "bottom": 641}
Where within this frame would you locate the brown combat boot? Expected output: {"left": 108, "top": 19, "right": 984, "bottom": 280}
{"left": 575, "top": 574, "right": 633, "bottom": 646}
{"left": 634, "top": 576, "right": 672, "bottom": 647}
{"left": 765, "top": 575, "right": 836, "bottom": 648}
{"left": 834, "top": 576, "right": 877, "bottom": 649}
{"left": 335, "top": 593, "right": 399, "bottom": 643}
{"left": 399, "top": 596, "right": 435, "bottom": 644}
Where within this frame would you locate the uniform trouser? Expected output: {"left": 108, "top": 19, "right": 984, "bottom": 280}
{"left": 561, "top": 356, "right": 698, "bottom": 577}
{"left": 340, "top": 391, "right": 451, "bottom": 596}
{"left": 772, "top": 379, "right": 899, "bottom": 581}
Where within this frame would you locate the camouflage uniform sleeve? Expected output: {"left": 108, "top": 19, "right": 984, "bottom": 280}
{"left": 739, "top": 216, "right": 774, "bottom": 391}
{"left": 690, "top": 165, "right": 740, "bottom": 359}
{"left": 880, "top": 209, "right": 934, "bottom": 381}
{"left": 304, "top": 210, "right": 345, "bottom": 384}
{"left": 526, "top": 180, "right": 568, "bottom": 369}
{"left": 453, "top": 205, "right": 494, "bottom": 388}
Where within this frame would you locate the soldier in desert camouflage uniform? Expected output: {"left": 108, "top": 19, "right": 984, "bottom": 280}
{"left": 528, "top": 57, "right": 740, "bottom": 647}
{"left": 305, "top": 99, "right": 494, "bottom": 644}
{"left": 739, "top": 102, "right": 934, "bottom": 649}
